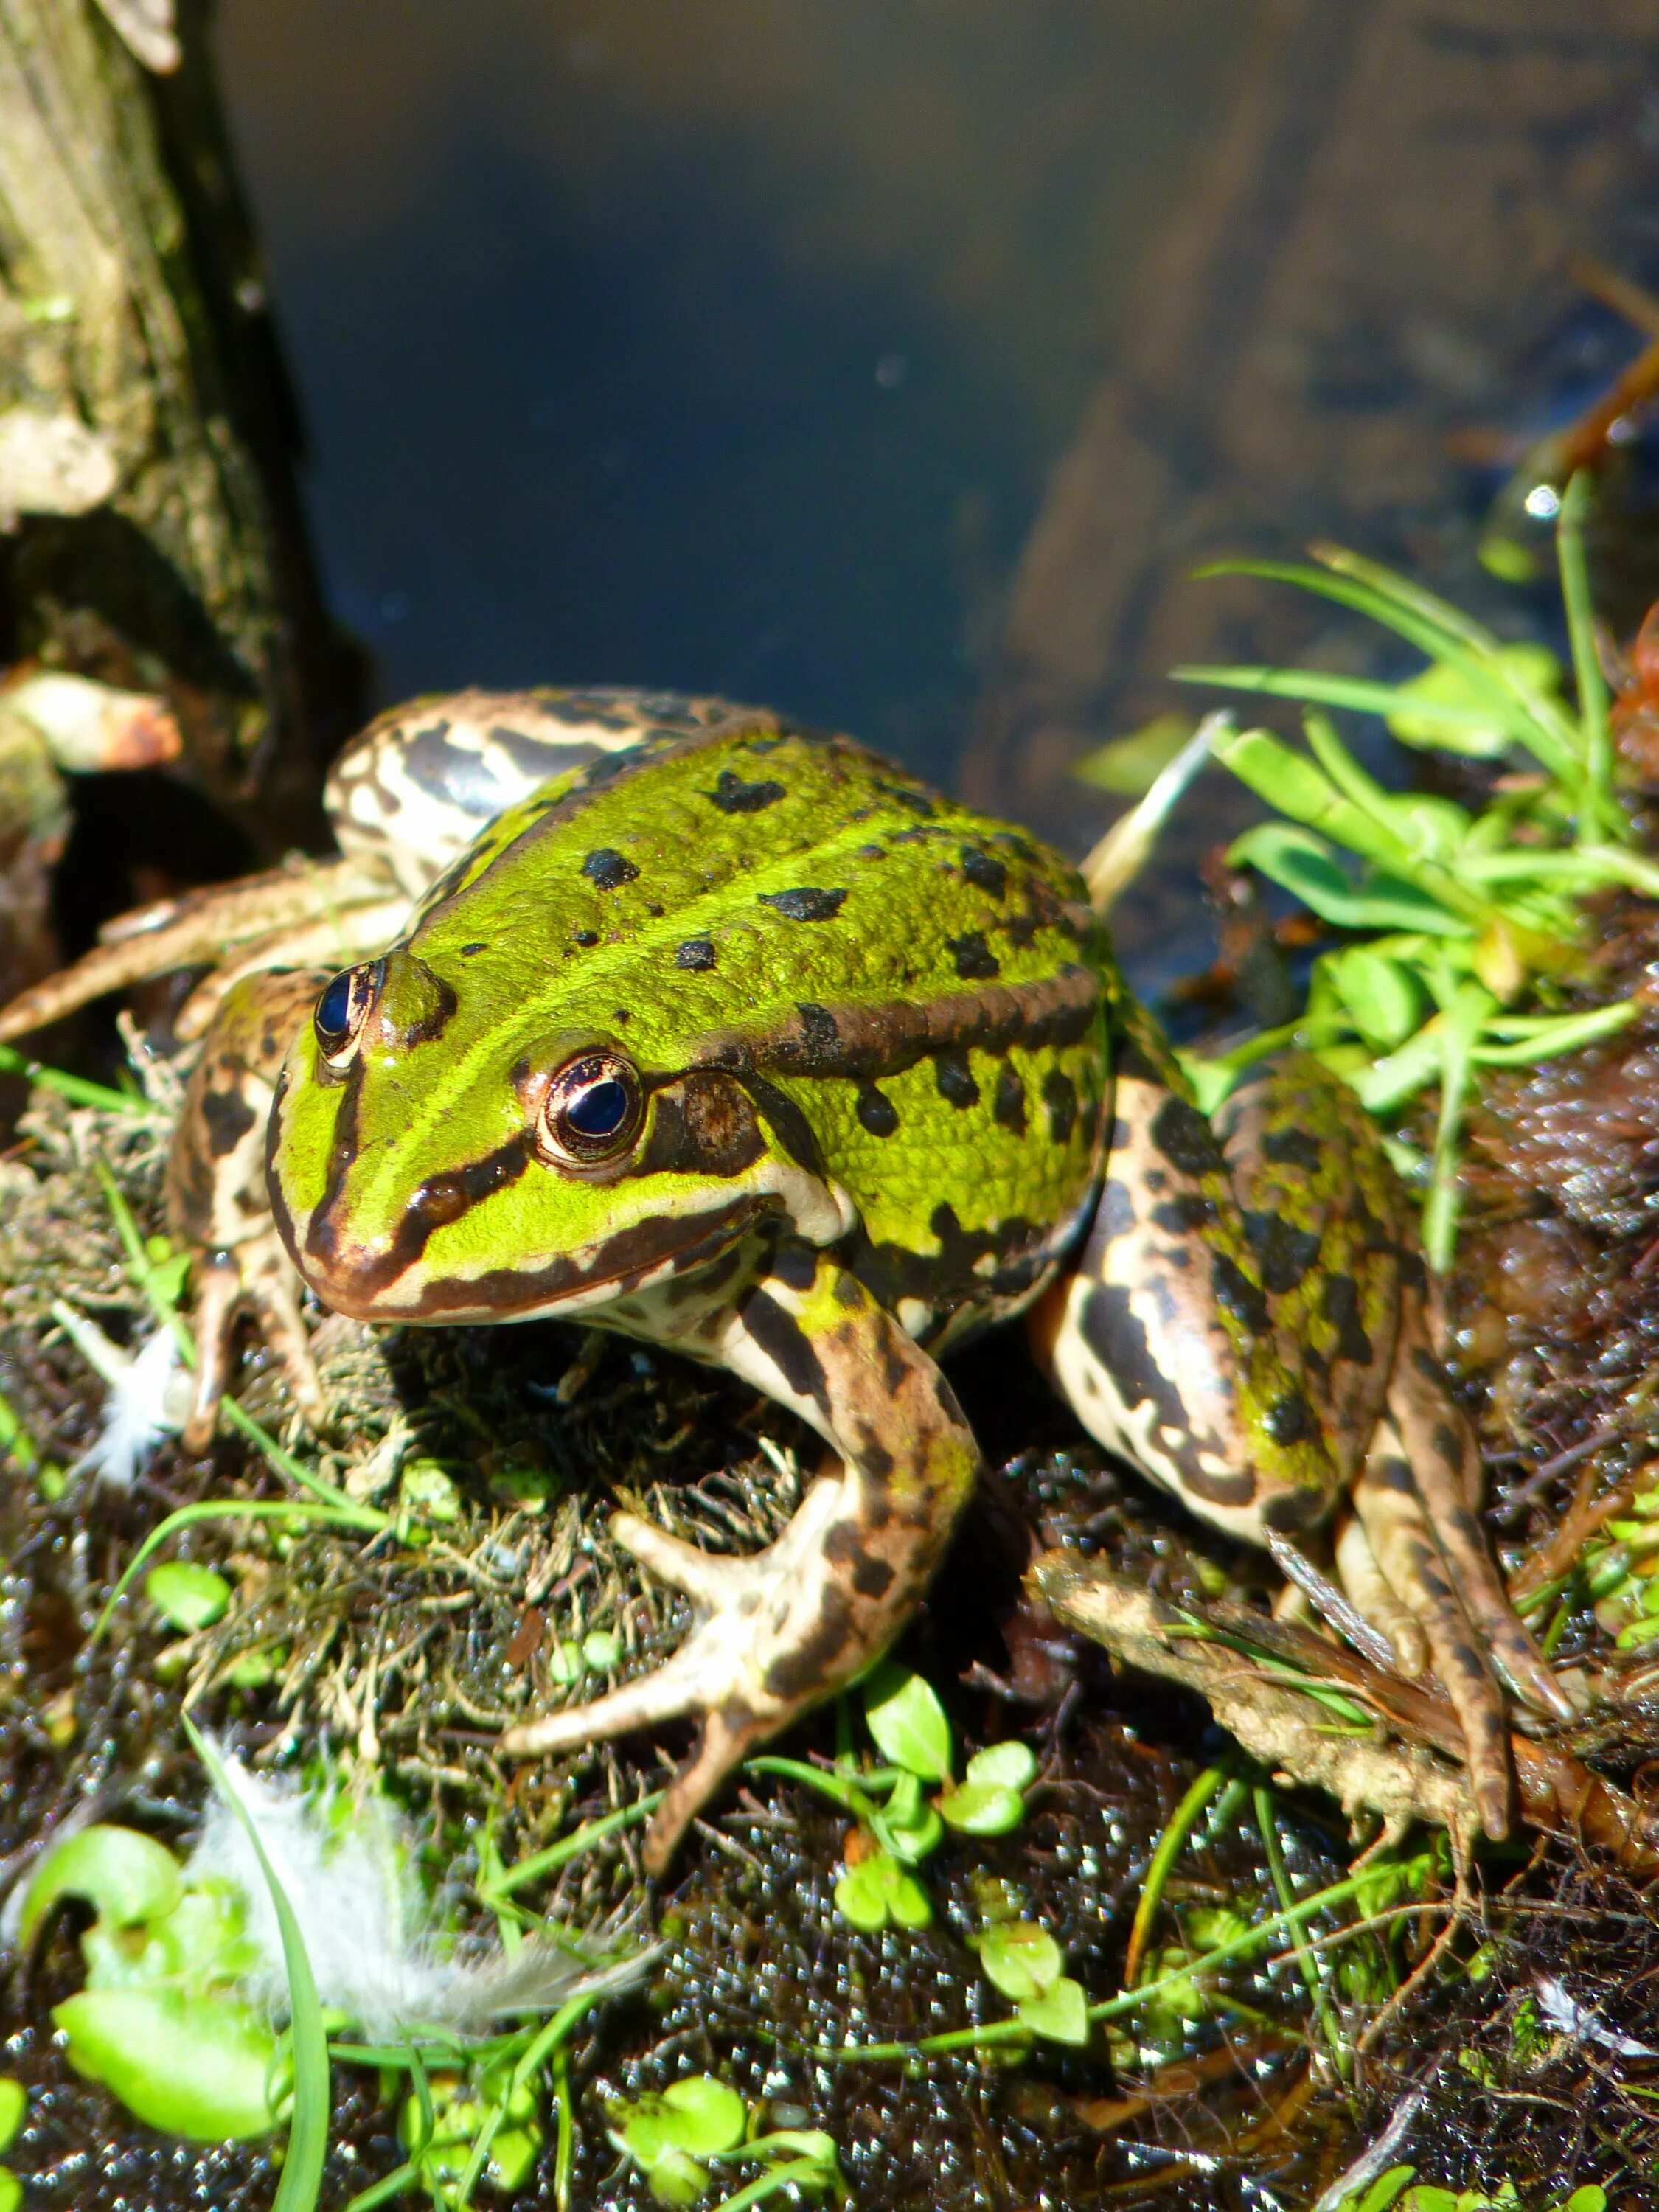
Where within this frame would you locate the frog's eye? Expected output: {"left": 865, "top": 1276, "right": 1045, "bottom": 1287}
{"left": 313, "top": 960, "right": 383, "bottom": 1068}
{"left": 538, "top": 1051, "right": 644, "bottom": 1166}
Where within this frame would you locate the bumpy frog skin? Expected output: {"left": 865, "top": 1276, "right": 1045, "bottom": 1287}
{"left": 0, "top": 689, "right": 1568, "bottom": 1868}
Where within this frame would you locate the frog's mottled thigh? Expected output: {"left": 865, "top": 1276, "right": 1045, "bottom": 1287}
{"left": 1035, "top": 1048, "right": 1565, "bottom": 1839}
{"left": 165, "top": 967, "right": 331, "bottom": 1447}
{"left": 500, "top": 1240, "right": 981, "bottom": 1874}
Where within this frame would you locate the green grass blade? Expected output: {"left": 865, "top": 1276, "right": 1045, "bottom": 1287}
{"left": 1121, "top": 1763, "right": 1228, "bottom": 1984}
{"left": 184, "top": 1720, "right": 330, "bottom": 2212}
{"left": 0, "top": 1042, "right": 150, "bottom": 1113}
{"left": 1423, "top": 984, "right": 1492, "bottom": 1270}
{"left": 1252, "top": 1784, "right": 1349, "bottom": 2075}
{"left": 480, "top": 1792, "right": 664, "bottom": 1901}
{"left": 1197, "top": 557, "right": 1583, "bottom": 785}
{"left": 340, "top": 2162, "right": 421, "bottom": 2212}
{"left": 1173, "top": 664, "right": 1533, "bottom": 742}
{"left": 1556, "top": 471, "right": 1621, "bottom": 846}
{"left": 91, "top": 1499, "right": 373, "bottom": 1642}
{"left": 1472, "top": 1000, "right": 1638, "bottom": 1064}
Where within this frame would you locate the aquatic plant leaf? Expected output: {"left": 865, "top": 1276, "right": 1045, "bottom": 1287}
{"left": 1228, "top": 824, "right": 1466, "bottom": 935}
{"left": 978, "top": 1920, "right": 1062, "bottom": 2003}
{"left": 861, "top": 1663, "right": 952, "bottom": 1782}
{"left": 1073, "top": 714, "right": 1197, "bottom": 795}
{"left": 1387, "top": 647, "right": 1560, "bottom": 757}
{"left": 936, "top": 1781, "right": 1024, "bottom": 1836}
{"left": 0, "top": 2168, "right": 18, "bottom": 2212}
{"left": 146, "top": 1560, "right": 231, "bottom": 1630}
{"left": 834, "top": 1848, "right": 933, "bottom": 1931}
{"left": 54, "top": 1986, "right": 278, "bottom": 2139}
{"left": 20, "top": 1822, "right": 182, "bottom": 1944}
{"left": 1017, "top": 1975, "right": 1088, "bottom": 2045}
{"left": 1323, "top": 946, "right": 1423, "bottom": 1051}
{"left": 964, "top": 1741, "right": 1037, "bottom": 1792}
{"left": 1340, "top": 2165, "right": 1415, "bottom": 2212}
{"left": 646, "top": 2145, "right": 710, "bottom": 2205}
{"left": 0, "top": 2081, "right": 23, "bottom": 2157}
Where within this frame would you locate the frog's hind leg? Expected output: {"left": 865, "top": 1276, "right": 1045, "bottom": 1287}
{"left": 500, "top": 1241, "right": 981, "bottom": 1874}
{"left": 1357, "top": 1282, "right": 1573, "bottom": 1750}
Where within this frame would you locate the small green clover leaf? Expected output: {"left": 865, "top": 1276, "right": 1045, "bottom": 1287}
{"left": 1015, "top": 1975, "right": 1089, "bottom": 2045}
{"left": 611, "top": 2075, "right": 748, "bottom": 2203}
{"left": 834, "top": 1848, "right": 933, "bottom": 1931}
{"left": 978, "top": 1919, "right": 1061, "bottom": 2003}
{"left": 21, "top": 1823, "right": 183, "bottom": 1944}
{"left": 401, "top": 2065, "right": 544, "bottom": 2196}
{"left": 870, "top": 1769, "right": 943, "bottom": 1864}
{"left": 976, "top": 1919, "right": 1088, "bottom": 2047}
{"left": 398, "top": 1458, "right": 460, "bottom": 1523}
{"left": 1337, "top": 2166, "right": 1415, "bottom": 2212}
{"left": 0, "top": 2081, "right": 21, "bottom": 2157}
{"left": 55, "top": 1986, "right": 279, "bottom": 2140}
{"left": 861, "top": 1663, "right": 951, "bottom": 1783}
{"left": 18, "top": 1823, "right": 282, "bottom": 2141}
{"left": 938, "top": 1741, "right": 1037, "bottom": 1836}
{"left": 146, "top": 1561, "right": 231, "bottom": 1632}
{"left": 0, "top": 2171, "right": 18, "bottom": 2212}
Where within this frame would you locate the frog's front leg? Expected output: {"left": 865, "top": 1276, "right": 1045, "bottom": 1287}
{"left": 165, "top": 967, "right": 333, "bottom": 1448}
{"left": 499, "top": 1241, "right": 981, "bottom": 1874}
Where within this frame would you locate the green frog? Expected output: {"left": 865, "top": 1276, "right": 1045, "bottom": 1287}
{"left": 0, "top": 689, "right": 1566, "bottom": 1868}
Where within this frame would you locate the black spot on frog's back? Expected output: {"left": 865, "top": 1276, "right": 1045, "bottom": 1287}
{"left": 1152, "top": 1096, "right": 1225, "bottom": 1178}
{"left": 706, "top": 768, "right": 787, "bottom": 813}
{"left": 946, "top": 930, "right": 1000, "bottom": 980}
{"left": 1243, "top": 1211, "right": 1322, "bottom": 1296}
{"left": 759, "top": 887, "right": 847, "bottom": 922}
{"left": 1043, "top": 1069, "right": 1077, "bottom": 1145}
{"left": 933, "top": 1048, "right": 979, "bottom": 1110}
{"left": 582, "top": 848, "right": 639, "bottom": 890}
{"left": 959, "top": 847, "right": 1008, "bottom": 897}
{"left": 675, "top": 939, "right": 717, "bottom": 971}
{"left": 1262, "top": 1126, "right": 1322, "bottom": 1175}
{"left": 992, "top": 1065, "right": 1027, "bottom": 1135}
{"left": 856, "top": 1085, "right": 900, "bottom": 1138}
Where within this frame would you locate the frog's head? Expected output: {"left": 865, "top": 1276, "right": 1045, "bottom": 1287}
{"left": 265, "top": 936, "right": 851, "bottom": 1326}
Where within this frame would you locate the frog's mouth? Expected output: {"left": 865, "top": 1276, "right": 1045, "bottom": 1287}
{"left": 278, "top": 1166, "right": 771, "bottom": 1328}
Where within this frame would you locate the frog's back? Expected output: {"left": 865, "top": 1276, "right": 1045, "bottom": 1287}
{"left": 411, "top": 716, "right": 1113, "bottom": 1338}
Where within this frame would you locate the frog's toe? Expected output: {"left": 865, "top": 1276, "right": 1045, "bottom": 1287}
{"left": 181, "top": 1235, "right": 325, "bottom": 1452}
{"left": 1332, "top": 1512, "right": 1428, "bottom": 1679}
{"left": 607, "top": 1510, "right": 777, "bottom": 1610}
{"left": 1353, "top": 1429, "right": 1520, "bottom": 1839}
{"left": 498, "top": 1618, "right": 777, "bottom": 1875}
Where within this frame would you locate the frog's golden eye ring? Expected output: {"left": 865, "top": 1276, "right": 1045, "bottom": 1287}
{"left": 538, "top": 1051, "right": 644, "bottom": 1167}
{"left": 313, "top": 959, "right": 383, "bottom": 1068}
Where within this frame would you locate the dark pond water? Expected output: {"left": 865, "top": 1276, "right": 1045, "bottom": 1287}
{"left": 213, "top": 2, "right": 1659, "bottom": 985}
{"left": 215, "top": 0, "right": 1251, "bottom": 788}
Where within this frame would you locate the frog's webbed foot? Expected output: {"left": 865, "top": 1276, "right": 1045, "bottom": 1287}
{"left": 167, "top": 968, "right": 333, "bottom": 1450}
{"left": 500, "top": 1479, "right": 848, "bottom": 1871}
{"left": 500, "top": 1245, "right": 982, "bottom": 1875}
